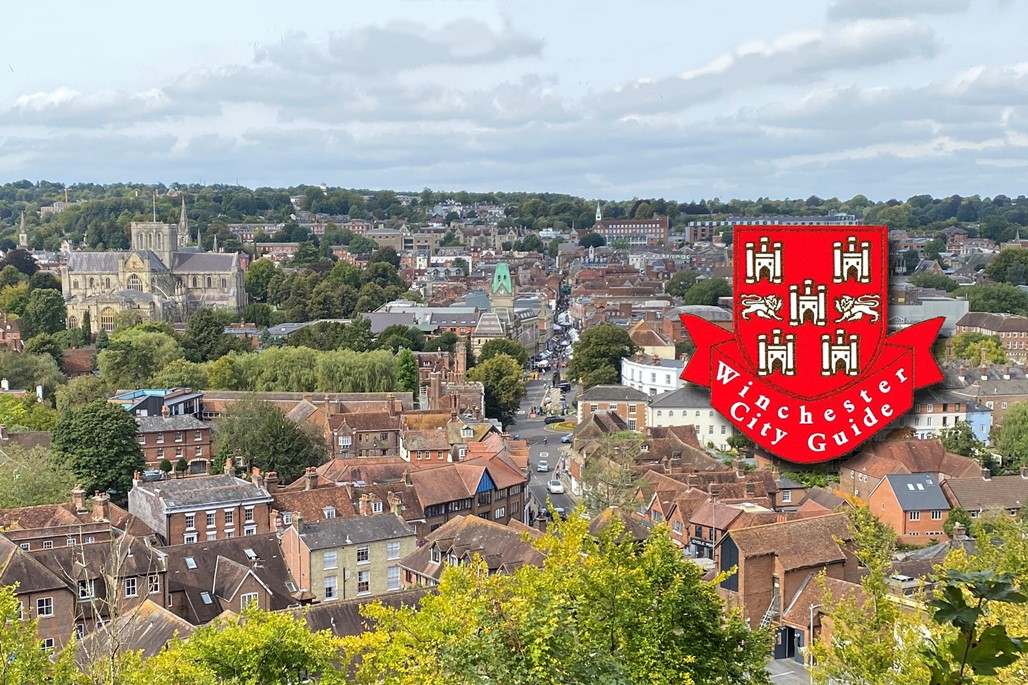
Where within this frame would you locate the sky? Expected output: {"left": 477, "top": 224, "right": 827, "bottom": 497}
{"left": 1, "top": 0, "right": 1027, "bottom": 202}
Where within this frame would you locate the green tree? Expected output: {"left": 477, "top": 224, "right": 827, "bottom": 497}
{"left": 581, "top": 365, "right": 618, "bottom": 390}
{"left": 454, "top": 257, "right": 469, "bottom": 276}
{"left": 0, "top": 247, "right": 39, "bottom": 276}
{"left": 0, "top": 349, "right": 64, "bottom": 399}
{"left": 812, "top": 506, "right": 927, "bottom": 684}
{"left": 0, "top": 264, "right": 26, "bottom": 288}
{"left": 213, "top": 397, "right": 327, "bottom": 483}
{"left": 80, "top": 309, "right": 92, "bottom": 344}
{"left": 581, "top": 433, "right": 645, "bottom": 513}
{"left": 568, "top": 323, "right": 637, "bottom": 383}
{"left": 22, "top": 332, "right": 64, "bottom": 369}
{"left": 682, "top": 277, "right": 732, "bottom": 306}
{"left": 377, "top": 324, "right": 425, "bottom": 353}
{"left": 97, "top": 329, "right": 185, "bottom": 389}
{"left": 51, "top": 400, "right": 145, "bottom": 497}
{"left": 943, "top": 506, "right": 973, "bottom": 536}
{"left": 344, "top": 516, "right": 769, "bottom": 685}
{"left": 467, "top": 353, "right": 526, "bottom": 428}
{"left": 0, "top": 583, "right": 78, "bottom": 684}
{"left": 396, "top": 347, "right": 419, "bottom": 397}
{"left": 579, "top": 232, "right": 606, "bottom": 248}
{"left": 986, "top": 247, "right": 1028, "bottom": 284}
{"left": 666, "top": 269, "right": 701, "bottom": 297}
{"left": 369, "top": 246, "right": 401, "bottom": 267}
{"left": 478, "top": 338, "right": 528, "bottom": 368}
{"left": 183, "top": 308, "right": 248, "bottom": 363}
{"left": 962, "top": 283, "right": 1028, "bottom": 316}
{"left": 0, "top": 445, "right": 76, "bottom": 508}
{"left": 27, "top": 271, "right": 60, "bottom": 292}
{"left": 0, "top": 393, "right": 58, "bottom": 431}
{"left": 0, "top": 281, "right": 29, "bottom": 315}
{"left": 243, "top": 256, "right": 283, "bottom": 302}
{"left": 993, "top": 401, "right": 1028, "bottom": 466}
{"left": 152, "top": 358, "right": 209, "bottom": 389}
{"left": 909, "top": 271, "right": 959, "bottom": 292}
{"left": 55, "top": 375, "right": 110, "bottom": 413}
{"left": 111, "top": 309, "right": 143, "bottom": 333}
{"left": 949, "top": 331, "right": 1008, "bottom": 364}
{"left": 20, "top": 288, "right": 66, "bottom": 339}
{"left": 939, "top": 420, "right": 985, "bottom": 459}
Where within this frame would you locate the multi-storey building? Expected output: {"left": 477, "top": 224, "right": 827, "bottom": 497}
{"left": 128, "top": 472, "right": 274, "bottom": 545}
{"left": 593, "top": 215, "right": 670, "bottom": 247}
{"left": 956, "top": 312, "right": 1028, "bottom": 363}
{"left": 577, "top": 385, "right": 649, "bottom": 432}
{"left": 135, "top": 415, "right": 213, "bottom": 475}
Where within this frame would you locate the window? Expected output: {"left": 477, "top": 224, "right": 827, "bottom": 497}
{"left": 282, "top": 512, "right": 293, "bottom": 525}
{"left": 781, "top": 490, "right": 792, "bottom": 503}
{"left": 138, "top": 434, "right": 146, "bottom": 445}
{"left": 194, "top": 431, "right": 203, "bottom": 441}
{"left": 125, "top": 577, "right": 137, "bottom": 597}
{"left": 75, "top": 624, "right": 84, "bottom": 639}
{"left": 609, "top": 403, "right": 618, "bottom": 413}
{"left": 41, "top": 638, "right": 54, "bottom": 651}
{"left": 175, "top": 432, "right": 183, "bottom": 443}
{"left": 185, "top": 556, "right": 197, "bottom": 569}
{"left": 42, "top": 540, "right": 53, "bottom": 550}
{"left": 357, "top": 546, "right": 370, "bottom": 563}
{"left": 386, "top": 540, "right": 400, "bottom": 560}
{"left": 909, "top": 511, "right": 921, "bottom": 521}
{"left": 200, "top": 591, "right": 213, "bottom": 605}
{"left": 238, "top": 592, "right": 259, "bottom": 610}
{"left": 206, "top": 511, "right": 216, "bottom": 528}
{"left": 66, "top": 538, "right": 76, "bottom": 546}
{"left": 323, "top": 551, "right": 338, "bottom": 570}
{"left": 931, "top": 510, "right": 942, "bottom": 520}
{"left": 37, "top": 597, "right": 53, "bottom": 617}
{"left": 243, "top": 525, "right": 257, "bottom": 536}
{"left": 156, "top": 433, "right": 165, "bottom": 444}
{"left": 628, "top": 404, "right": 637, "bottom": 414}
{"left": 323, "top": 506, "right": 336, "bottom": 519}
{"left": 184, "top": 533, "right": 198, "bottom": 544}
{"left": 927, "top": 404, "right": 934, "bottom": 413}
{"left": 175, "top": 447, "right": 184, "bottom": 457}
{"left": 19, "top": 543, "right": 29, "bottom": 551}
{"left": 148, "top": 575, "right": 160, "bottom": 595}
{"left": 672, "top": 520, "right": 682, "bottom": 534}
{"left": 357, "top": 570, "right": 370, "bottom": 594}
{"left": 373, "top": 501, "right": 383, "bottom": 514}
{"left": 224, "top": 510, "right": 234, "bottom": 526}
{"left": 387, "top": 566, "right": 401, "bottom": 591}
{"left": 338, "top": 435, "right": 352, "bottom": 447}
{"left": 78, "top": 580, "right": 95, "bottom": 601}
{"left": 431, "top": 547, "right": 441, "bottom": 564}
{"left": 244, "top": 507, "right": 255, "bottom": 523}
{"left": 629, "top": 419, "right": 637, "bottom": 430}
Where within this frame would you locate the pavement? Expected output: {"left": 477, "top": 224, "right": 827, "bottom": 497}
{"left": 766, "top": 658, "right": 811, "bottom": 684}
{"left": 512, "top": 377, "right": 578, "bottom": 519}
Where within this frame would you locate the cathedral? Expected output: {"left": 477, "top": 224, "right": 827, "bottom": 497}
{"left": 62, "top": 199, "right": 245, "bottom": 332}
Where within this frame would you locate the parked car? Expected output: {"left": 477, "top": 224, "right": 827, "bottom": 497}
{"left": 561, "top": 434, "right": 573, "bottom": 444}
{"left": 547, "top": 479, "right": 564, "bottom": 494}
{"left": 536, "top": 460, "right": 549, "bottom": 472}
{"left": 544, "top": 415, "right": 564, "bottom": 425}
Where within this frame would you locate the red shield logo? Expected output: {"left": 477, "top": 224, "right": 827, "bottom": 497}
{"left": 680, "top": 225, "right": 944, "bottom": 464}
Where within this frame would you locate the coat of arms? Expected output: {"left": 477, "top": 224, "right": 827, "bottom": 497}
{"left": 681, "top": 226, "right": 944, "bottom": 464}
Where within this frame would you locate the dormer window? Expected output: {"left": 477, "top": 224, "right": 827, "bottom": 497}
{"left": 461, "top": 427, "right": 473, "bottom": 438}
{"left": 323, "top": 506, "right": 336, "bottom": 519}
{"left": 430, "top": 546, "right": 441, "bottom": 564}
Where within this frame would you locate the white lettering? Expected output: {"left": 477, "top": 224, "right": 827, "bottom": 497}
{"left": 716, "top": 362, "right": 741, "bottom": 385}
{"left": 730, "top": 402, "right": 748, "bottom": 421}
{"left": 808, "top": 433, "right": 826, "bottom": 452}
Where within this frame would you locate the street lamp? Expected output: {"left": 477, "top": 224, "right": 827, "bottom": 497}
{"left": 808, "top": 603, "right": 821, "bottom": 684}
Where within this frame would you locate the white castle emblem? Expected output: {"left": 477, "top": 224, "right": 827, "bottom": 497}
{"left": 757, "top": 329, "right": 796, "bottom": 376}
{"left": 833, "top": 236, "right": 871, "bottom": 284}
{"left": 744, "top": 237, "right": 783, "bottom": 284}
{"left": 821, "top": 329, "right": 860, "bottom": 376}
{"left": 789, "top": 279, "right": 827, "bottom": 326}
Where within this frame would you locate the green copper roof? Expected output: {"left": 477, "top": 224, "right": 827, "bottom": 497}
{"left": 491, "top": 263, "right": 513, "bottom": 295}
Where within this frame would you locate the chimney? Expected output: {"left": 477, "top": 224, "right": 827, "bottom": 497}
{"left": 253, "top": 471, "right": 265, "bottom": 489}
{"left": 91, "top": 492, "right": 110, "bottom": 522}
{"left": 387, "top": 393, "right": 397, "bottom": 417}
{"left": 304, "top": 467, "right": 317, "bottom": 491}
{"left": 358, "top": 493, "right": 371, "bottom": 517}
{"left": 265, "top": 471, "right": 279, "bottom": 489}
{"left": 71, "top": 484, "right": 87, "bottom": 513}
{"left": 403, "top": 469, "right": 413, "bottom": 487}
{"left": 1004, "top": 366, "right": 1012, "bottom": 380}
{"left": 162, "top": 404, "right": 170, "bottom": 417}
{"left": 733, "top": 460, "right": 746, "bottom": 478}
{"left": 387, "top": 491, "right": 402, "bottom": 515}
{"left": 293, "top": 513, "right": 303, "bottom": 534}
{"left": 958, "top": 364, "right": 968, "bottom": 384}
{"left": 745, "top": 482, "right": 756, "bottom": 497}
{"left": 982, "top": 467, "right": 991, "bottom": 481}
{"left": 224, "top": 457, "right": 236, "bottom": 478}
{"left": 429, "top": 372, "right": 442, "bottom": 410}
{"left": 951, "top": 522, "right": 967, "bottom": 541}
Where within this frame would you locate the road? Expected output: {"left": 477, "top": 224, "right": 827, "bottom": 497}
{"left": 512, "top": 377, "right": 578, "bottom": 519}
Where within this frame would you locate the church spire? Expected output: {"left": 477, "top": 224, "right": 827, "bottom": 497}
{"left": 179, "top": 195, "right": 190, "bottom": 245}
{"left": 596, "top": 200, "right": 602, "bottom": 222}
{"left": 18, "top": 211, "right": 27, "bottom": 249}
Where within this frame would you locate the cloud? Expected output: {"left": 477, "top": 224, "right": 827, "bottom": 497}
{"left": 827, "top": 0, "right": 970, "bottom": 21}
{"left": 591, "top": 19, "right": 939, "bottom": 116}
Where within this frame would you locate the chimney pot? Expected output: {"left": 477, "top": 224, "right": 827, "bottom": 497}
{"left": 982, "top": 467, "right": 991, "bottom": 481}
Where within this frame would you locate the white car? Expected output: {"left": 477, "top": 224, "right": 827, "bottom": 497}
{"left": 547, "top": 479, "right": 564, "bottom": 494}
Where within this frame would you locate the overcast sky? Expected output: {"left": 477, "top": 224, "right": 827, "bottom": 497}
{"left": 2, "top": 0, "right": 1026, "bottom": 201}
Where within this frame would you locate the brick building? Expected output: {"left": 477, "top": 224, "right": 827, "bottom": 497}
{"left": 867, "top": 473, "right": 950, "bottom": 544}
{"left": 955, "top": 311, "right": 1028, "bottom": 363}
{"left": 135, "top": 415, "right": 213, "bottom": 475}
{"left": 592, "top": 215, "right": 670, "bottom": 247}
{"left": 577, "top": 385, "right": 649, "bottom": 432}
{"left": 128, "top": 472, "right": 274, "bottom": 545}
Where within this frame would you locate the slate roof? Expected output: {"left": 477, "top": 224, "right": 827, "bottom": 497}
{"left": 133, "top": 475, "right": 271, "bottom": 509}
{"left": 303, "top": 589, "right": 428, "bottom": 637}
{"left": 473, "top": 312, "right": 506, "bottom": 337}
{"left": 297, "top": 514, "right": 416, "bottom": 550}
{"left": 136, "top": 415, "right": 208, "bottom": 432}
{"left": 579, "top": 384, "right": 650, "bottom": 402}
{"left": 171, "top": 252, "right": 239, "bottom": 273}
{"left": 588, "top": 508, "right": 650, "bottom": 542}
{"left": 883, "top": 473, "right": 951, "bottom": 511}
{"left": 0, "top": 536, "right": 67, "bottom": 594}
{"left": 648, "top": 384, "right": 714, "bottom": 408}
{"left": 942, "top": 474, "right": 1028, "bottom": 512}
{"left": 75, "top": 600, "right": 195, "bottom": 668}
{"left": 956, "top": 311, "right": 1028, "bottom": 332}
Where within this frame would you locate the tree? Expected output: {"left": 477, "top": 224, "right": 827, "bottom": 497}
{"left": 0, "top": 281, "right": 29, "bottom": 315}
{"left": 962, "top": 283, "right": 1028, "bottom": 316}
{"left": 943, "top": 506, "right": 973, "bottom": 536}
{"left": 454, "top": 257, "right": 469, "bottom": 276}
{"left": 478, "top": 338, "right": 528, "bottom": 368}
{"left": 569, "top": 323, "right": 637, "bottom": 383}
{"left": 377, "top": 324, "right": 425, "bottom": 353}
{"left": 0, "top": 349, "right": 64, "bottom": 399}
{"left": 0, "top": 445, "right": 76, "bottom": 508}
{"left": 183, "top": 308, "right": 248, "bottom": 363}
{"left": 666, "top": 269, "right": 700, "bottom": 297}
{"left": 396, "top": 348, "right": 419, "bottom": 397}
{"left": 0, "top": 583, "right": 78, "bottom": 684}
{"left": 28, "top": 271, "right": 61, "bottom": 292}
{"left": 949, "top": 331, "right": 1008, "bottom": 364}
{"left": 939, "top": 420, "right": 985, "bottom": 459}
{"left": 344, "top": 516, "right": 769, "bottom": 684}
{"left": 175, "top": 457, "right": 189, "bottom": 477}
{"left": 96, "top": 329, "right": 185, "bottom": 389}
{"left": 467, "top": 353, "right": 526, "bottom": 428}
{"left": 56, "top": 375, "right": 110, "bottom": 413}
{"left": 581, "top": 365, "right": 618, "bottom": 390}
{"left": 993, "top": 401, "right": 1028, "bottom": 466}
{"left": 369, "top": 246, "right": 401, "bottom": 267}
{"left": 579, "top": 232, "right": 606, "bottom": 248}
{"left": 51, "top": 400, "right": 145, "bottom": 497}
{"left": 682, "top": 277, "right": 732, "bottom": 306}
{"left": 902, "top": 248, "right": 920, "bottom": 273}
{"left": 0, "top": 247, "right": 39, "bottom": 276}
{"left": 80, "top": 309, "right": 92, "bottom": 344}
{"left": 581, "top": 433, "right": 645, "bottom": 513}
{"left": 152, "top": 358, "right": 209, "bottom": 389}
{"left": 244, "top": 258, "right": 281, "bottom": 302}
{"left": 812, "top": 506, "right": 927, "bottom": 685}
{"left": 0, "top": 264, "right": 26, "bottom": 287}
{"left": 111, "top": 310, "right": 143, "bottom": 333}
{"left": 20, "top": 288, "right": 66, "bottom": 339}
{"left": 22, "top": 332, "right": 64, "bottom": 369}
{"left": 520, "top": 233, "right": 544, "bottom": 253}
{"left": 213, "top": 397, "right": 327, "bottom": 483}
{"left": 909, "top": 271, "right": 959, "bottom": 292}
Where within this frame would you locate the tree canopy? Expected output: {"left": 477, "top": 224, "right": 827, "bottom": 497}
{"left": 467, "top": 353, "right": 526, "bottom": 428}
{"left": 51, "top": 400, "right": 145, "bottom": 497}
{"left": 568, "top": 323, "right": 637, "bottom": 383}
{"left": 478, "top": 338, "right": 528, "bottom": 368}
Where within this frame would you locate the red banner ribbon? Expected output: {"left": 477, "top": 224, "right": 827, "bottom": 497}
{"left": 680, "top": 315, "right": 944, "bottom": 463}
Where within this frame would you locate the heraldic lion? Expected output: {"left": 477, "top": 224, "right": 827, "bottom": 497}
{"left": 834, "top": 294, "right": 881, "bottom": 323}
{"left": 739, "top": 294, "right": 783, "bottom": 321}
